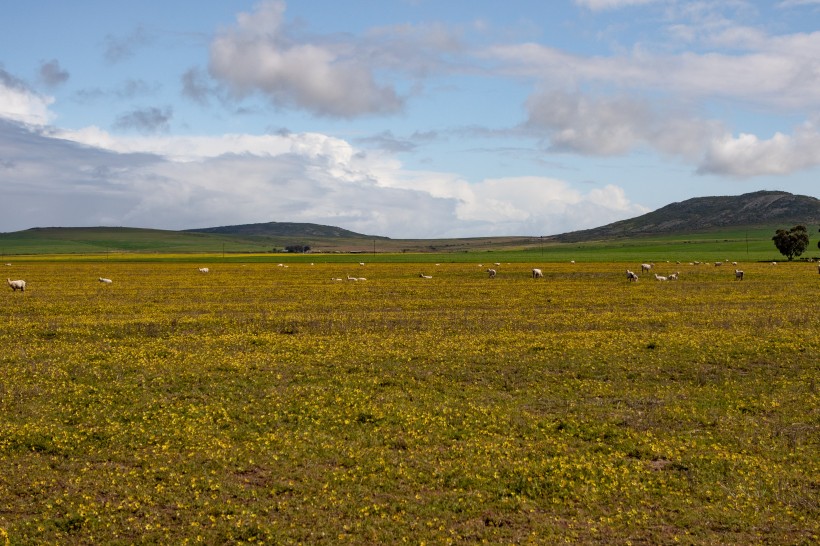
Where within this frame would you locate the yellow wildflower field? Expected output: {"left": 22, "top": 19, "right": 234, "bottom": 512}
{"left": 1, "top": 260, "right": 818, "bottom": 544}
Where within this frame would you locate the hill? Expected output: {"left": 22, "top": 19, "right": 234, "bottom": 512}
{"left": 185, "top": 221, "right": 386, "bottom": 239}
{"left": 552, "top": 190, "right": 820, "bottom": 242}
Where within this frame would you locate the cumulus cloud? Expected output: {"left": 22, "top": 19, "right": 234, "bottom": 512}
{"left": 699, "top": 124, "right": 820, "bottom": 177}
{"left": 1, "top": 118, "right": 647, "bottom": 237}
{"left": 113, "top": 106, "right": 173, "bottom": 134}
{"left": 38, "top": 59, "right": 70, "bottom": 88}
{"left": 0, "top": 68, "right": 54, "bottom": 125}
{"left": 208, "top": 0, "right": 403, "bottom": 117}
{"left": 525, "top": 89, "right": 722, "bottom": 160}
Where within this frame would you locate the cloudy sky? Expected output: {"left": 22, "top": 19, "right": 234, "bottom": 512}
{"left": 2, "top": 0, "right": 820, "bottom": 238}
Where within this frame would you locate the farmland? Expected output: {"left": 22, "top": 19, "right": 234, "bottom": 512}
{"left": 1, "top": 258, "right": 818, "bottom": 544}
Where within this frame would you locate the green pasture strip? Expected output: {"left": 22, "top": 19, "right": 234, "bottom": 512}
{"left": 1, "top": 261, "right": 817, "bottom": 544}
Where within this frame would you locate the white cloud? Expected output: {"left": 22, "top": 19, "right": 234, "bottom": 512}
{"left": 574, "top": 0, "right": 661, "bottom": 11}
{"left": 0, "top": 70, "right": 55, "bottom": 125}
{"left": 699, "top": 124, "right": 820, "bottom": 177}
{"left": 1, "top": 119, "right": 647, "bottom": 237}
{"left": 208, "top": 0, "right": 403, "bottom": 117}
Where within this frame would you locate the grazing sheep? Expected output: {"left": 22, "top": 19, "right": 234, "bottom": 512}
{"left": 331, "top": 277, "right": 343, "bottom": 281}
{"left": 487, "top": 268, "right": 497, "bottom": 279}
{"left": 654, "top": 273, "right": 668, "bottom": 281}
{"left": 626, "top": 269, "right": 639, "bottom": 282}
{"left": 494, "top": 262, "right": 501, "bottom": 266}
{"left": 735, "top": 269, "right": 744, "bottom": 281}
{"left": 419, "top": 273, "right": 432, "bottom": 279}
{"left": 532, "top": 268, "right": 543, "bottom": 279}
{"left": 7, "top": 278, "right": 25, "bottom": 291}
{"left": 714, "top": 261, "right": 723, "bottom": 267}
{"left": 359, "top": 262, "right": 365, "bottom": 266}
{"left": 570, "top": 260, "right": 575, "bottom": 264}
{"left": 98, "top": 277, "right": 113, "bottom": 284}
{"left": 732, "top": 262, "right": 737, "bottom": 266}
{"left": 668, "top": 272, "right": 679, "bottom": 280}
{"left": 346, "top": 275, "right": 358, "bottom": 281}
{"left": 198, "top": 267, "right": 209, "bottom": 273}
{"left": 641, "top": 263, "right": 652, "bottom": 272}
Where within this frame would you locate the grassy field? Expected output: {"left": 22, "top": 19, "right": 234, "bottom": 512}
{"left": 2, "top": 225, "right": 817, "bottom": 261}
{"left": 1, "top": 258, "right": 818, "bottom": 544}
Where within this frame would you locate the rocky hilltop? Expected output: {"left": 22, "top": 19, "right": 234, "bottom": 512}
{"left": 553, "top": 191, "right": 820, "bottom": 242}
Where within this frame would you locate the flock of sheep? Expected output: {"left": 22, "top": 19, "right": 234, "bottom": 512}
{"left": 626, "top": 261, "right": 747, "bottom": 282}
{"left": 6, "top": 260, "right": 820, "bottom": 293}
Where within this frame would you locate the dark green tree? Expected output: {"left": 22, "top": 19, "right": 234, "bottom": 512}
{"left": 772, "top": 225, "right": 809, "bottom": 261}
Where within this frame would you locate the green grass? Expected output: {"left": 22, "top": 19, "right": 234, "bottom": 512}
{"left": 3, "top": 225, "right": 816, "bottom": 265}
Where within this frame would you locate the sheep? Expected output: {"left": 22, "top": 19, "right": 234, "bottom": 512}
{"left": 626, "top": 269, "right": 639, "bottom": 282}
{"left": 494, "top": 263, "right": 501, "bottom": 266}
{"left": 7, "top": 278, "right": 25, "bottom": 291}
{"left": 419, "top": 273, "right": 432, "bottom": 279}
{"left": 570, "top": 260, "right": 575, "bottom": 264}
{"left": 641, "top": 263, "right": 652, "bottom": 272}
{"left": 331, "top": 277, "right": 343, "bottom": 281}
{"left": 359, "top": 262, "right": 365, "bottom": 266}
{"left": 487, "top": 268, "right": 497, "bottom": 279}
{"left": 198, "top": 267, "right": 209, "bottom": 273}
{"left": 654, "top": 273, "right": 668, "bottom": 281}
{"left": 532, "top": 268, "right": 543, "bottom": 279}
{"left": 668, "top": 272, "right": 679, "bottom": 280}
{"left": 98, "top": 277, "right": 113, "bottom": 284}
{"left": 346, "top": 275, "right": 358, "bottom": 281}
{"left": 714, "top": 262, "right": 723, "bottom": 267}
{"left": 734, "top": 269, "right": 744, "bottom": 281}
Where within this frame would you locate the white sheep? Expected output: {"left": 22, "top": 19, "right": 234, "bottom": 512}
{"left": 641, "top": 263, "right": 652, "bottom": 272}
{"left": 626, "top": 269, "right": 639, "bottom": 282}
{"left": 7, "top": 278, "right": 25, "bottom": 291}
{"left": 419, "top": 273, "right": 432, "bottom": 279}
{"left": 654, "top": 273, "right": 668, "bottom": 281}
{"left": 668, "top": 272, "right": 679, "bottom": 280}
{"left": 98, "top": 277, "right": 113, "bottom": 284}
{"left": 532, "top": 268, "right": 543, "bottom": 279}
{"left": 198, "top": 267, "right": 209, "bottom": 273}
{"left": 734, "top": 269, "right": 744, "bottom": 281}
{"left": 487, "top": 268, "right": 497, "bottom": 279}
{"left": 346, "top": 275, "right": 358, "bottom": 281}
{"left": 714, "top": 261, "right": 723, "bottom": 267}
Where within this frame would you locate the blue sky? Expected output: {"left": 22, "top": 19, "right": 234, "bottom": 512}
{"left": 2, "top": 0, "right": 820, "bottom": 238}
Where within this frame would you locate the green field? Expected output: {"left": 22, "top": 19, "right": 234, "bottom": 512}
{"left": 2, "top": 225, "right": 816, "bottom": 264}
{"left": 1, "top": 256, "right": 818, "bottom": 544}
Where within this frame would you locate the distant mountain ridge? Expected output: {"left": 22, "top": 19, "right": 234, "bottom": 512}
{"left": 185, "top": 221, "right": 386, "bottom": 239}
{"left": 553, "top": 190, "right": 820, "bottom": 242}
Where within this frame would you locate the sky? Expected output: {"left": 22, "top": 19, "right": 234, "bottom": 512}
{"left": 2, "top": 0, "right": 820, "bottom": 238}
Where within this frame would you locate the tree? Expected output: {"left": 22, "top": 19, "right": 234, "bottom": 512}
{"left": 772, "top": 225, "right": 809, "bottom": 261}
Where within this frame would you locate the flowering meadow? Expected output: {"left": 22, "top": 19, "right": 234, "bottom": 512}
{"left": 1, "top": 259, "right": 818, "bottom": 544}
